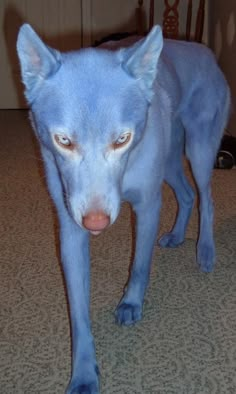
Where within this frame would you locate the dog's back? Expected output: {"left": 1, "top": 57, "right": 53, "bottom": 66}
{"left": 160, "top": 39, "right": 230, "bottom": 143}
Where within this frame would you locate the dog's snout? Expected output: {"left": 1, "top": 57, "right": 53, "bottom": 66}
{"left": 82, "top": 211, "right": 110, "bottom": 235}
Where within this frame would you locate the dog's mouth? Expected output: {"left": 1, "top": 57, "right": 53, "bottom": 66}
{"left": 90, "top": 230, "right": 103, "bottom": 236}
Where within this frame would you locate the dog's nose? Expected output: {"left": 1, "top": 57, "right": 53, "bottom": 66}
{"left": 82, "top": 211, "right": 110, "bottom": 235}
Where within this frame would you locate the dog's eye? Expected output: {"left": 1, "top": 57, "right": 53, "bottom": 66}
{"left": 54, "top": 134, "right": 73, "bottom": 149}
{"left": 113, "top": 133, "right": 132, "bottom": 150}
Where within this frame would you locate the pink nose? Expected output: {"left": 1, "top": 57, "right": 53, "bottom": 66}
{"left": 82, "top": 211, "right": 110, "bottom": 234}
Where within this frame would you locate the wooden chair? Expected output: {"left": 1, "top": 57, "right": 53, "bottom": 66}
{"left": 148, "top": 0, "right": 205, "bottom": 42}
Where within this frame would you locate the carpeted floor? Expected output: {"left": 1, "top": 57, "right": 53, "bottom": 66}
{"left": 1, "top": 110, "right": 236, "bottom": 394}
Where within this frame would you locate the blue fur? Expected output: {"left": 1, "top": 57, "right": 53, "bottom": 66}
{"left": 17, "top": 24, "right": 230, "bottom": 394}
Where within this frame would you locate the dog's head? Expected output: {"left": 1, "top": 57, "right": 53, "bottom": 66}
{"left": 17, "top": 24, "right": 163, "bottom": 234}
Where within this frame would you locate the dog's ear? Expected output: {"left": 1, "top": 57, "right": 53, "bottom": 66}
{"left": 121, "top": 25, "right": 163, "bottom": 101}
{"left": 16, "top": 24, "right": 61, "bottom": 102}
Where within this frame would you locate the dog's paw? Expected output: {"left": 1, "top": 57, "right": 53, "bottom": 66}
{"left": 115, "top": 302, "right": 142, "bottom": 326}
{"left": 158, "top": 232, "right": 184, "bottom": 248}
{"left": 68, "top": 383, "right": 99, "bottom": 394}
{"left": 66, "top": 365, "right": 100, "bottom": 394}
{"left": 67, "top": 381, "right": 99, "bottom": 394}
{"left": 197, "top": 242, "right": 215, "bottom": 273}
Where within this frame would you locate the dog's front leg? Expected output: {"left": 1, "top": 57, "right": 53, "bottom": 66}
{"left": 60, "top": 219, "right": 99, "bottom": 394}
{"left": 41, "top": 148, "right": 99, "bottom": 394}
{"left": 115, "top": 195, "right": 161, "bottom": 326}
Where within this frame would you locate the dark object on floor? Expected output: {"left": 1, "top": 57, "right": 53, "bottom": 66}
{"left": 215, "top": 134, "right": 236, "bottom": 169}
{"left": 94, "top": 32, "right": 135, "bottom": 47}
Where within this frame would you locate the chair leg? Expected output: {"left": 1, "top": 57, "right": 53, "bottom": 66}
{"left": 186, "top": 0, "right": 192, "bottom": 40}
{"left": 195, "top": 0, "right": 205, "bottom": 42}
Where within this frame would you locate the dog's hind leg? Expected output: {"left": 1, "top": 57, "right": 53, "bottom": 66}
{"left": 185, "top": 134, "right": 216, "bottom": 272}
{"left": 183, "top": 104, "right": 229, "bottom": 272}
{"left": 159, "top": 121, "right": 195, "bottom": 248}
{"left": 183, "top": 76, "right": 230, "bottom": 273}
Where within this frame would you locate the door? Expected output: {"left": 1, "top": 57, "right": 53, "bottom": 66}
{"left": 0, "top": 0, "right": 82, "bottom": 108}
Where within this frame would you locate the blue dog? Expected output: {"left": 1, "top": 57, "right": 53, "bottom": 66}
{"left": 17, "top": 24, "right": 230, "bottom": 393}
